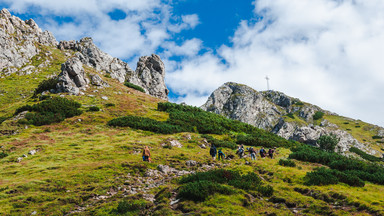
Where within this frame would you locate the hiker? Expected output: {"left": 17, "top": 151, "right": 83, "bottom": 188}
{"left": 236, "top": 145, "right": 245, "bottom": 158}
{"left": 210, "top": 144, "right": 217, "bottom": 160}
{"left": 259, "top": 147, "right": 266, "bottom": 158}
{"left": 218, "top": 149, "right": 225, "bottom": 161}
{"left": 142, "top": 146, "right": 150, "bottom": 162}
{"left": 268, "top": 148, "right": 275, "bottom": 159}
{"left": 249, "top": 147, "right": 257, "bottom": 160}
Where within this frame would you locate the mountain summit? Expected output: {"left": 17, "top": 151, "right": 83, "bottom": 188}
{"left": 202, "top": 82, "right": 384, "bottom": 156}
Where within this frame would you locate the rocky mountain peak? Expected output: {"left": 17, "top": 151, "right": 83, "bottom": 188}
{"left": 202, "top": 82, "right": 380, "bottom": 156}
{"left": 0, "top": 8, "right": 57, "bottom": 76}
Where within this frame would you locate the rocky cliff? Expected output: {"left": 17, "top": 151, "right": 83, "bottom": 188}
{"left": 202, "top": 82, "right": 382, "bottom": 156}
{"left": 0, "top": 8, "right": 57, "bottom": 77}
{"left": 0, "top": 8, "right": 168, "bottom": 100}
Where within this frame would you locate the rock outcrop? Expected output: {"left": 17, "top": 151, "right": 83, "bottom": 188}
{"left": 0, "top": 8, "right": 57, "bottom": 77}
{"left": 58, "top": 38, "right": 168, "bottom": 100}
{"left": 131, "top": 54, "right": 169, "bottom": 100}
{"left": 56, "top": 57, "right": 89, "bottom": 95}
{"left": 202, "top": 82, "right": 281, "bottom": 130}
{"left": 202, "top": 82, "right": 379, "bottom": 155}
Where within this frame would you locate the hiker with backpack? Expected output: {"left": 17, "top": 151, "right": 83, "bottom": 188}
{"left": 236, "top": 145, "right": 245, "bottom": 158}
{"left": 218, "top": 149, "right": 225, "bottom": 161}
{"left": 259, "top": 147, "right": 266, "bottom": 158}
{"left": 249, "top": 147, "right": 257, "bottom": 160}
{"left": 142, "top": 146, "right": 151, "bottom": 162}
{"left": 268, "top": 148, "right": 275, "bottom": 159}
{"left": 210, "top": 144, "right": 217, "bottom": 160}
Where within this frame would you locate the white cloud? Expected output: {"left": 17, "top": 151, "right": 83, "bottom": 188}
{"left": 4, "top": 0, "right": 198, "bottom": 63}
{"left": 168, "top": 0, "right": 384, "bottom": 127}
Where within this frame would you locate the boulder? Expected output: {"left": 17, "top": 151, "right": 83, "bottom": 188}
{"left": 56, "top": 57, "right": 89, "bottom": 95}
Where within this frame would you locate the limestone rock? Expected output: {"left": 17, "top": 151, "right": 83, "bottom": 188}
{"left": 90, "top": 74, "right": 109, "bottom": 87}
{"left": 161, "top": 138, "right": 182, "bottom": 148}
{"left": 131, "top": 54, "right": 169, "bottom": 100}
{"left": 201, "top": 82, "right": 281, "bottom": 130}
{"left": 59, "top": 38, "right": 168, "bottom": 100}
{"left": 56, "top": 57, "right": 89, "bottom": 95}
{"left": 185, "top": 160, "right": 197, "bottom": 167}
{"left": 0, "top": 9, "right": 57, "bottom": 76}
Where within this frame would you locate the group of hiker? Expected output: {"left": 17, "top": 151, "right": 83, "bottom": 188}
{"left": 210, "top": 144, "right": 277, "bottom": 161}
{"left": 141, "top": 143, "right": 277, "bottom": 163}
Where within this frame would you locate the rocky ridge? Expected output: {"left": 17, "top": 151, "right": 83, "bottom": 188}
{"left": 0, "top": 8, "right": 168, "bottom": 100}
{"left": 0, "top": 8, "right": 57, "bottom": 77}
{"left": 202, "top": 82, "right": 380, "bottom": 155}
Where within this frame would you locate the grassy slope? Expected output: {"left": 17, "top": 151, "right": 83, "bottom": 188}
{"left": 0, "top": 47, "right": 384, "bottom": 215}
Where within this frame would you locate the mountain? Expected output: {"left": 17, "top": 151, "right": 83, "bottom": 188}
{"left": 1, "top": 9, "right": 384, "bottom": 216}
{"left": 202, "top": 82, "right": 384, "bottom": 157}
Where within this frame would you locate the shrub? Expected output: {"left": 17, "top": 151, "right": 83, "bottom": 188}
{"left": 107, "top": 116, "right": 184, "bottom": 134}
{"left": 0, "top": 116, "right": 7, "bottom": 124}
{"left": 33, "top": 77, "right": 58, "bottom": 97}
{"left": 305, "top": 167, "right": 364, "bottom": 187}
{"left": 372, "top": 135, "right": 383, "bottom": 139}
{"left": 313, "top": 111, "right": 324, "bottom": 120}
{"left": 305, "top": 167, "right": 339, "bottom": 186}
{"left": 14, "top": 97, "right": 82, "bottom": 126}
{"left": 349, "top": 147, "right": 381, "bottom": 162}
{"left": 124, "top": 82, "right": 145, "bottom": 93}
{"left": 178, "top": 169, "right": 272, "bottom": 200}
{"left": 278, "top": 159, "right": 296, "bottom": 167}
{"left": 115, "top": 199, "right": 148, "bottom": 214}
{"left": 0, "top": 152, "right": 8, "bottom": 159}
{"left": 317, "top": 134, "right": 339, "bottom": 152}
{"left": 177, "top": 180, "right": 235, "bottom": 202}
{"left": 105, "top": 103, "right": 115, "bottom": 107}
{"left": 290, "top": 145, "right": 384, "bottom": 185}
{"left": 201, "top": 135, "right": 237, "bottom": 150}
{"left": 88, "top": 106, "right": 100, "bottom": 112}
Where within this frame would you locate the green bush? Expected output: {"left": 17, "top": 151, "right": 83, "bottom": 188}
{"left": 317, "top": 134, "right": 339, "bottom": 152}
{"left": 372, "top": 135, "right": 383, "bottom": 139}
{"left": 177, "top": 180, "right": 235, "bottom": 202}
{"left": 236, "top": 133, "right": 297, "bottom": 149}
{"left": 290, "top": 145, "right": 384, "bottom": 185}
{"left": 278, "top": 159, "right": 296, "bottom": 167}
{"left": 305, "top": 167, "right": 364, "bottom": 187}
{"left": 305, "top": 167, "right": 340, "bottom": 186}
{"left": 178, "top": 169, "right": 272, "bottom": 201}
{"left": 349, "top": 147, "right": 382, "bottom": 162}
{"left": 0, "top": 116, "right": 7, "bottom": 124}
{"left": 88, "top": 106, "right": 100, "bottom": 112}
{"left": 0, "top": 152, "right": 8, "bottom": 159}
{"left": 201, "top": 135, "right": 237, "bottom": 150}
{"left": 313, "top": 111, "right": 324, "bottom": 120}
{"left": 14, "top": 97, "right": 82, "bottom": 126}
{"left": 124, "top": 82, "right": 145, "bottom": 93}
{"left": 33, "top": 77, "right": 58, "bottom": 97}
{"left": 105, "top": 103, "right": 115, "bottom": 107}
{"left": 115, "top": 199, "right": 148, "bottom": 214}
{"left": 107, "top": 116, "right": 184, "bottom": 134}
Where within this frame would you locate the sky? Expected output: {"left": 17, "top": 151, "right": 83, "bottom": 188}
{"left": 1, "top": 0, "right": 384, "bottom": 127}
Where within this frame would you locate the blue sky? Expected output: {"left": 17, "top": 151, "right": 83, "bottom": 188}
{"left": 1, "top": 0, "right": 384, "bottom": 127}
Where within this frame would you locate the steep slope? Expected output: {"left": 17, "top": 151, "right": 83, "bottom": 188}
{"left": 202, "top": 82, "right": 384, "bottom": 157}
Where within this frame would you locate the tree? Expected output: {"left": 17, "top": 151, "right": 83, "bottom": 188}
{"left": 317, "top": 134, "right": 339, "bottom": 152}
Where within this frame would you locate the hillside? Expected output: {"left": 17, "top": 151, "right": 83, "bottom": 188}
{"left": 1, "top": 8, "right": 384, "bottom": 216}
{"left": 202, "top": 82, "right": 384, "bottom": 158}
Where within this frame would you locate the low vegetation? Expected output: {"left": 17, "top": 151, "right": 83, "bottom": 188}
{"left": 15, "top": 97, "right": 82, "bottom": 126}
{"left": 349, "top": 147, "right": 382, "bottom": 162}
{"left": 124, "top": 82, "right": 145, "bottom": 93}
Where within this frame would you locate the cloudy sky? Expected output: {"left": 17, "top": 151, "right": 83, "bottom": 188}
{"left": 1, "top": 0, "right": 384, "bottom": 127}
